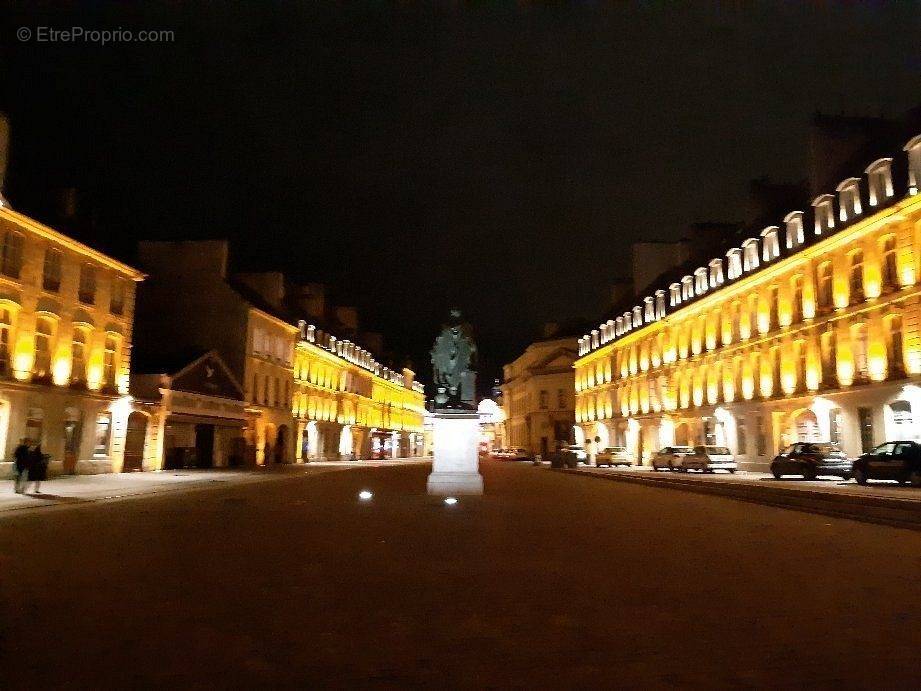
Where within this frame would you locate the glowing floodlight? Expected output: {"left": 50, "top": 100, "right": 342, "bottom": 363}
{"left": 444, "top": 496, "right": 458, "bottom": 506}
{"left": 358, "top": 490, "right": 373, "bottom": 501}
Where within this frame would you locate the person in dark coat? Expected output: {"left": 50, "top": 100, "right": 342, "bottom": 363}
{"left": 13, "top": 438, "right": 31, "bottom": 494}
{"left": 27, "top": 442, "right": 47, "bottom": 494}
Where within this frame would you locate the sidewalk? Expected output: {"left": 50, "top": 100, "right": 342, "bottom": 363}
{"left": 0, "top": 458, "right": 429, "bottom": 517}
{"left": 561, "top": 464, "right": 921, "bottom": 530}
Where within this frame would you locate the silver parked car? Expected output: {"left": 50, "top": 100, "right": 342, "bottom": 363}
{"left": 684, "top": 445, "right": 737, "bottom": 473}
{"left": 651, "top": 446, "right": 694, "bottom": 471}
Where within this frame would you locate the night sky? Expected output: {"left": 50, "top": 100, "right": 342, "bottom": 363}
{"left": 1, "top": 2, "right": 919, "bottom": 389}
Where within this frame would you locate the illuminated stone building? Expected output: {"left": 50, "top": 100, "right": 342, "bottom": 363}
{"left": 293, "top": 324, "right": 425, "bottom": 461}
{"left": 0, "top": 204, "right": 145, "bottom": 475}
{"left": 134, "top": 240, "right": 424, "bottom": 466}
{"left": 576, "top": 133, "right": 921, "bottom": 469}
{"left": 502, "top": 333, "right": 578, "bottom": 456}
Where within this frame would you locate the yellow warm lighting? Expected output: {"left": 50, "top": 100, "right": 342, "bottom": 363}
{"left": 52, "top": 356, "right": 71, "bottom": 386}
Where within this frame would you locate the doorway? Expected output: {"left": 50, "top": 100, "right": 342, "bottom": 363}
{"left": 123, "top": 412, "right": 147, "bottom": 472}
{"left": 63, "top": 408, "right": 82, "bottom": 474}
{"left": 195, "top": 424, "right": 215, "bottom": 468}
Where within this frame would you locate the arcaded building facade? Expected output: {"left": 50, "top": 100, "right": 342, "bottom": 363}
{"left": 576, "top": 134, "right": 921, "bottom": 470}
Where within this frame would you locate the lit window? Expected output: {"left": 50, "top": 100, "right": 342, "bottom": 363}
{"left": 643, "top": 297, "right": 654, "bottom": 323}
{"left": 103, "top": 335, "right": 118, "bottom": 388}
{"left": 726, "top": 248, "right": 742, "bottom": 280}
{"left": 851, "top": 323, "right": 869, "bottom": 380}
{"left": 760, "top": 226, "right": 780, "bottom": 261}
{"left": 812, "top": 194, "right": 836, "bottom": 235}
{"left": 694, "top": 268, "right": 708, "bottom": 295}
{"left": 110, "top": 278, "right": 126, "bottom": 315}
{"left": 881, "top": 235, "right": 898, "bottom": 290}
{"left": 654, "top": 290, "right": 666, "bottom": 319}
{"left": 93, "top": 412, "right": 112, "bottom": 456}
{"left": 904, "top": 134, "right": 921, "bottom": 195}
{"left": 1, "top": 230, "right": 24, "bottom": 279}
{"left": 669, "top": 283, "right": 681, "bottom": 307}
{"left": 708, "top": 259, "right": 724, "bottom": 288}
{"left": 849, "top": 250, "right": 864, "bottom": 303}
{"left": 0, "top": 308, "right": 12, "bottom": 376}
{"left": 71, "top": 329, "right": 87, "bottom": 384}
{"left": 815, "top": 261, "right": 833, "bottom": 311}
{"left": 741, "top": 239, "right": 759, "bottom": 272}
{"left": 865, "top": 158, "right": 894, "bottom": 206}
{"left": 43, "top": 248, "right": 62, "bottom": 292}
{"left": 783, "top": 211, "right": 804, "bottom": 249}
{"left": 836, "top": 178, "right": 862, "bottom": 222}
{"left": 33, "top": 317, "right": 54, "bottom": 379}
{"left": 79, "top": 264, "right": 97, "bottom": 304}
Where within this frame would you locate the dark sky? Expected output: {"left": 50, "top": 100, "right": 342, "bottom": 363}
{"left": 1, "top": 2, "right": 919, "bottom": 389}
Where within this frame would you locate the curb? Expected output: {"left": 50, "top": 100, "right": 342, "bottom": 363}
{"left": 558, "top": 468, "right": 921, "bottom": 531}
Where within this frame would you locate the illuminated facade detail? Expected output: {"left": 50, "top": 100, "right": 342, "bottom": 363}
{"left": 0, "top": 206, "right": 144, "bottom": 476}
{"left": 293, "top": 321, "right": 424, "bottom": 462}
{"left": 502, "top": 335, "right": 577, "bottom": 457}
{"left": 576, "top": 134, "right": 921, "bottom": 467}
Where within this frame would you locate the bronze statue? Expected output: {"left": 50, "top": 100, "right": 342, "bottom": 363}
{"left": 431, "top": 310, "right": 477, "bottom": 408}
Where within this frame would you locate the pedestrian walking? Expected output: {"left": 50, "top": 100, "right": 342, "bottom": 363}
{"left": 13, "top": 438, "right": 30, "bottom": 494}
{"left": 28, "top": 442, "right": 48, "bottom": 494}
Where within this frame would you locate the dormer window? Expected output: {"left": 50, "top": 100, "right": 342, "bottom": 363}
{"left": 605, "top": 319, "right": 615, "bottom": 343}
{"left": 623, "top": 311, "right": 633, "bottom": 331}
{"left": 632, "top": 305, "right": 643, "bottom": 326}
{"left": 741, "top": 238, "right": 759, "bottom": 271}
{"left": 760, "top": 226, "right": 780, "bottom": 261}
{"left": 669, "top": 282, "right": 681, "bottom": 307}
{"left": 654, "top": 289, "right": 666, "bottom": 319}
{"left": 694, "top": 267, "right": 708, "bottom": 295}
{"left": 812, "top": 194, "right": 836, "bottom": 235}
{"left": 591, "top": 329, "right": 599, "bottom": 349}
{"left": 681, "top": 275, "right": 694, "bottom": 301}
{"left": 579, "top": 336, "right": 588, "bottom": 355}
{"left": 836, "top": 178, "right": 862, "bottom": 222}
{"left": 784, "top": 211, "right": 805, "bottom": 249}
{"left": 905, "top": 134, "right": 921, "bottom": 195}
{"left": 708, "top": 258, "right": 724, "bottom": 288}
{"left": 865, "top": 158, "right": 894, "bottom": 206}
{"left": 615, "top": 316, "right": 624, "bottom": 337}
{"left": 726, "top": 248, "right": 742, "bottom": 280}
{"left": 643, "top": 296, "right": 654, "bottom": 323}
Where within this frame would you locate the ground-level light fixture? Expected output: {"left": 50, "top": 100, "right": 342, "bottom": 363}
{"left": 358, "top": 490, "right": 373, "bottom": 501}
{"left": 444, "top": 497, "right": 458, "bottom": 506}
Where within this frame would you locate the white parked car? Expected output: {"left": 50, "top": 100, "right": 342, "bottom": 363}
{"left": 595, "top": 446, "right": 633, "bottom": 467}
{"left": 684, "top": 445, "right": 737, "bottom": 473}
{"left": 651, "top": 446, "right": 694, "bottom": 471}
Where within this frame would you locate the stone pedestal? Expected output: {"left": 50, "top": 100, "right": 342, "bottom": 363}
{"left": 427, "top": 410, "right": 483, "bottom": 495}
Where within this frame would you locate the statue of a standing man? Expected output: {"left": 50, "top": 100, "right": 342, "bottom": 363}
{"left": 431, "top": 310, "right": 478, "bottom": 409}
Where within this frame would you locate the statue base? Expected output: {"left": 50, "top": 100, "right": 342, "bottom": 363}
{"left": 427, "top": 410, "right": 483, "bottom": 496}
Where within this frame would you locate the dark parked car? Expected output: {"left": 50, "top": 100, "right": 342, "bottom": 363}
{"left": 770, "top": 442, "right": 852, "bottom": 480}
{"left": 851, "top": 441, "right": 921, "bottom": 487}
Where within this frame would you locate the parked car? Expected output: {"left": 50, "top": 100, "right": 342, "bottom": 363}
{"left": 489, "top": 448, "right": 508, "bottom": 460}
{"left": 770, "top": 442, "right": 852, "bottom": 480}
{"left": 506, "top": 448, "right": 532, "bottom": 462}
{"left": 651, "top": 446, "right": 694, "bottom": 471}
{"left": 595, "top": 446, "right": 633, "bottom": 467}
{"left": 851, "top": 441, "right": 921, "bottom": 486}
{"left": 684, "top": 446, "right": 737, "bottom": 473}
{"left": 562, "top": 445, "right": 588, "bottom": 464}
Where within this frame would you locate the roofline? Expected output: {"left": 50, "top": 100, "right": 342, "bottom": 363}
{"left": 0, "top": 206, "right": 146, "bottom": 280}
